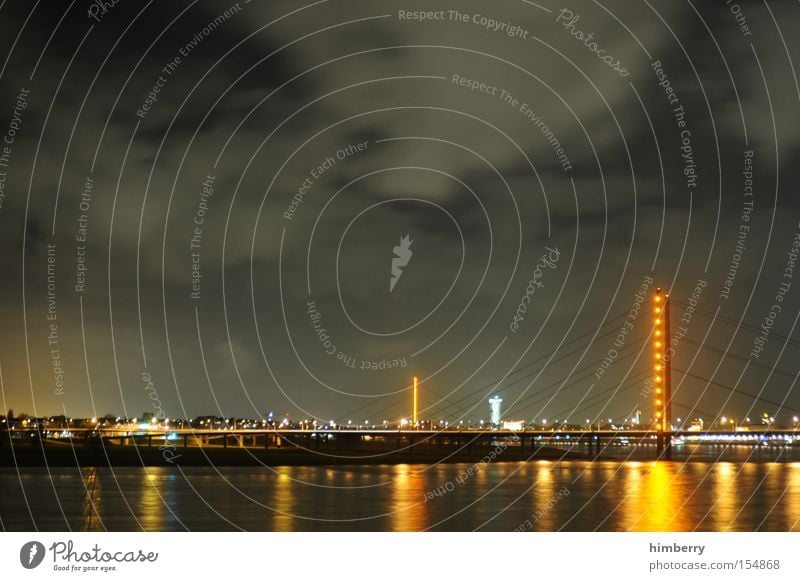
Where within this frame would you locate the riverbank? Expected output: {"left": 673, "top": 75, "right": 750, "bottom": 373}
{"left": 0, "top": 439, "right": 593, "bottom": 467}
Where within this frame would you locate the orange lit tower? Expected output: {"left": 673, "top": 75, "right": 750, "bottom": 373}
{"left": 653, "top": 288, "right": 672, "bottom": 459}
{"left": 413, "top": 376, "right": 418, "bottom": 427}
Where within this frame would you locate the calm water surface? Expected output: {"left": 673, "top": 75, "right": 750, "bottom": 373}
{"left": 2, "top": 448, "right": 800, "bottom": 531}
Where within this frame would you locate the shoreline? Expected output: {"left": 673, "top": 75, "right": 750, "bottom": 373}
{"left": 2, "top": 440, "right": 796, "bottom": 468}
{"left": 0, "top": 440, "right": 593, "bottom": 468}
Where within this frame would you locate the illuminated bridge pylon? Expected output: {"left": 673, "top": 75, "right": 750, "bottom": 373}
{"left": 413, "top": 375, "right": 419, "bottom": 428}
{"left": 653, "top": 287, "right": 672, "bottom": 460}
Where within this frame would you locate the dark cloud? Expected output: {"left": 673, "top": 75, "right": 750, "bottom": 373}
{"left": 0, "top": 0, "right": 798, "bottom": 426}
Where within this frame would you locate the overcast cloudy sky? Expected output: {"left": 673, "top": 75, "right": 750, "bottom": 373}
{"left": 0, "top": 0, "right": 799, "bottom": 426}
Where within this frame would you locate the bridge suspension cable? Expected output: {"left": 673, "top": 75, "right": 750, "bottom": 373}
{"left": 672, "top": 367, "right": 800, "bottom": 415}
{"left": 671, "top": 299, "right": 800, "bottom": 349}
{"left": 335, "top": 306, "right": 641, "bottom": 423}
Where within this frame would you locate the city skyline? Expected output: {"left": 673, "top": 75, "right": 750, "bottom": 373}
{"left": 3, "top": 0, "right": 800, "bottom": 541}
{"left": 0, "top": 1, "right": 799, "bottom": 453}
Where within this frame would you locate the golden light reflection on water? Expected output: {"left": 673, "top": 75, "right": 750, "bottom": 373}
{"left": 390, "top": 465, "right": 428, "bottom": 531}
{"left": 622, "top": 461, "right": 645, "bottom": 521}
{"left": 531, "top": 460, "right": 556, "bottom": 530}
{"left": 50, "top": 460, "right": 800, "bottom": 531}
{"left": 138, "top": 469, "right": 165, "bottom": 531}
{"left": 270, "top": 470, "right": 297, "bottom": 532}
{"left": 789, "top": 464, "right": 800, "bottom": 532}
{"left": 757, "top": 462, "right": 790, "bottom": 532}
{"left": 710, "top": 463, "right": 740, "bottom": 531}
{"left": 619, "top": 461, "right": 686, "bottom": 531}
{"left": 79, "top": 467, "right": 103, "bottom": 531}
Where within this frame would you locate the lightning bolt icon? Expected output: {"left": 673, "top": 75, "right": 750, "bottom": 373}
{"left": 389, "top": 234, "right": 413, "bottom": 293}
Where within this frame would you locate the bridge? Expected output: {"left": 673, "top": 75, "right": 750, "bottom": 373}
{"left": 3, "top": 426, "right": 798, "bottom": 462}
{"left": 303, "top": 286, "right": 800, "bottom": 460}
{"left": 4, "top": 288, "right": 798, "bottom": 462}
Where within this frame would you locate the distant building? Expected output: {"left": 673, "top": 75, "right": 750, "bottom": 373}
{"left": 502, "top": 420, "right": 524, "bottom": 431}
{"left": 489, "top": 395, "right": 503, "bottom": 427}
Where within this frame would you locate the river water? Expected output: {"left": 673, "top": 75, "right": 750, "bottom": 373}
{"left": 2, "top": 447, "right": 800, "bottom": 531}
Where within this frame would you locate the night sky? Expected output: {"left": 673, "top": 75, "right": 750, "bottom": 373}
{"left": 0, "top": 0, "right": 799, "bottom": 426}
